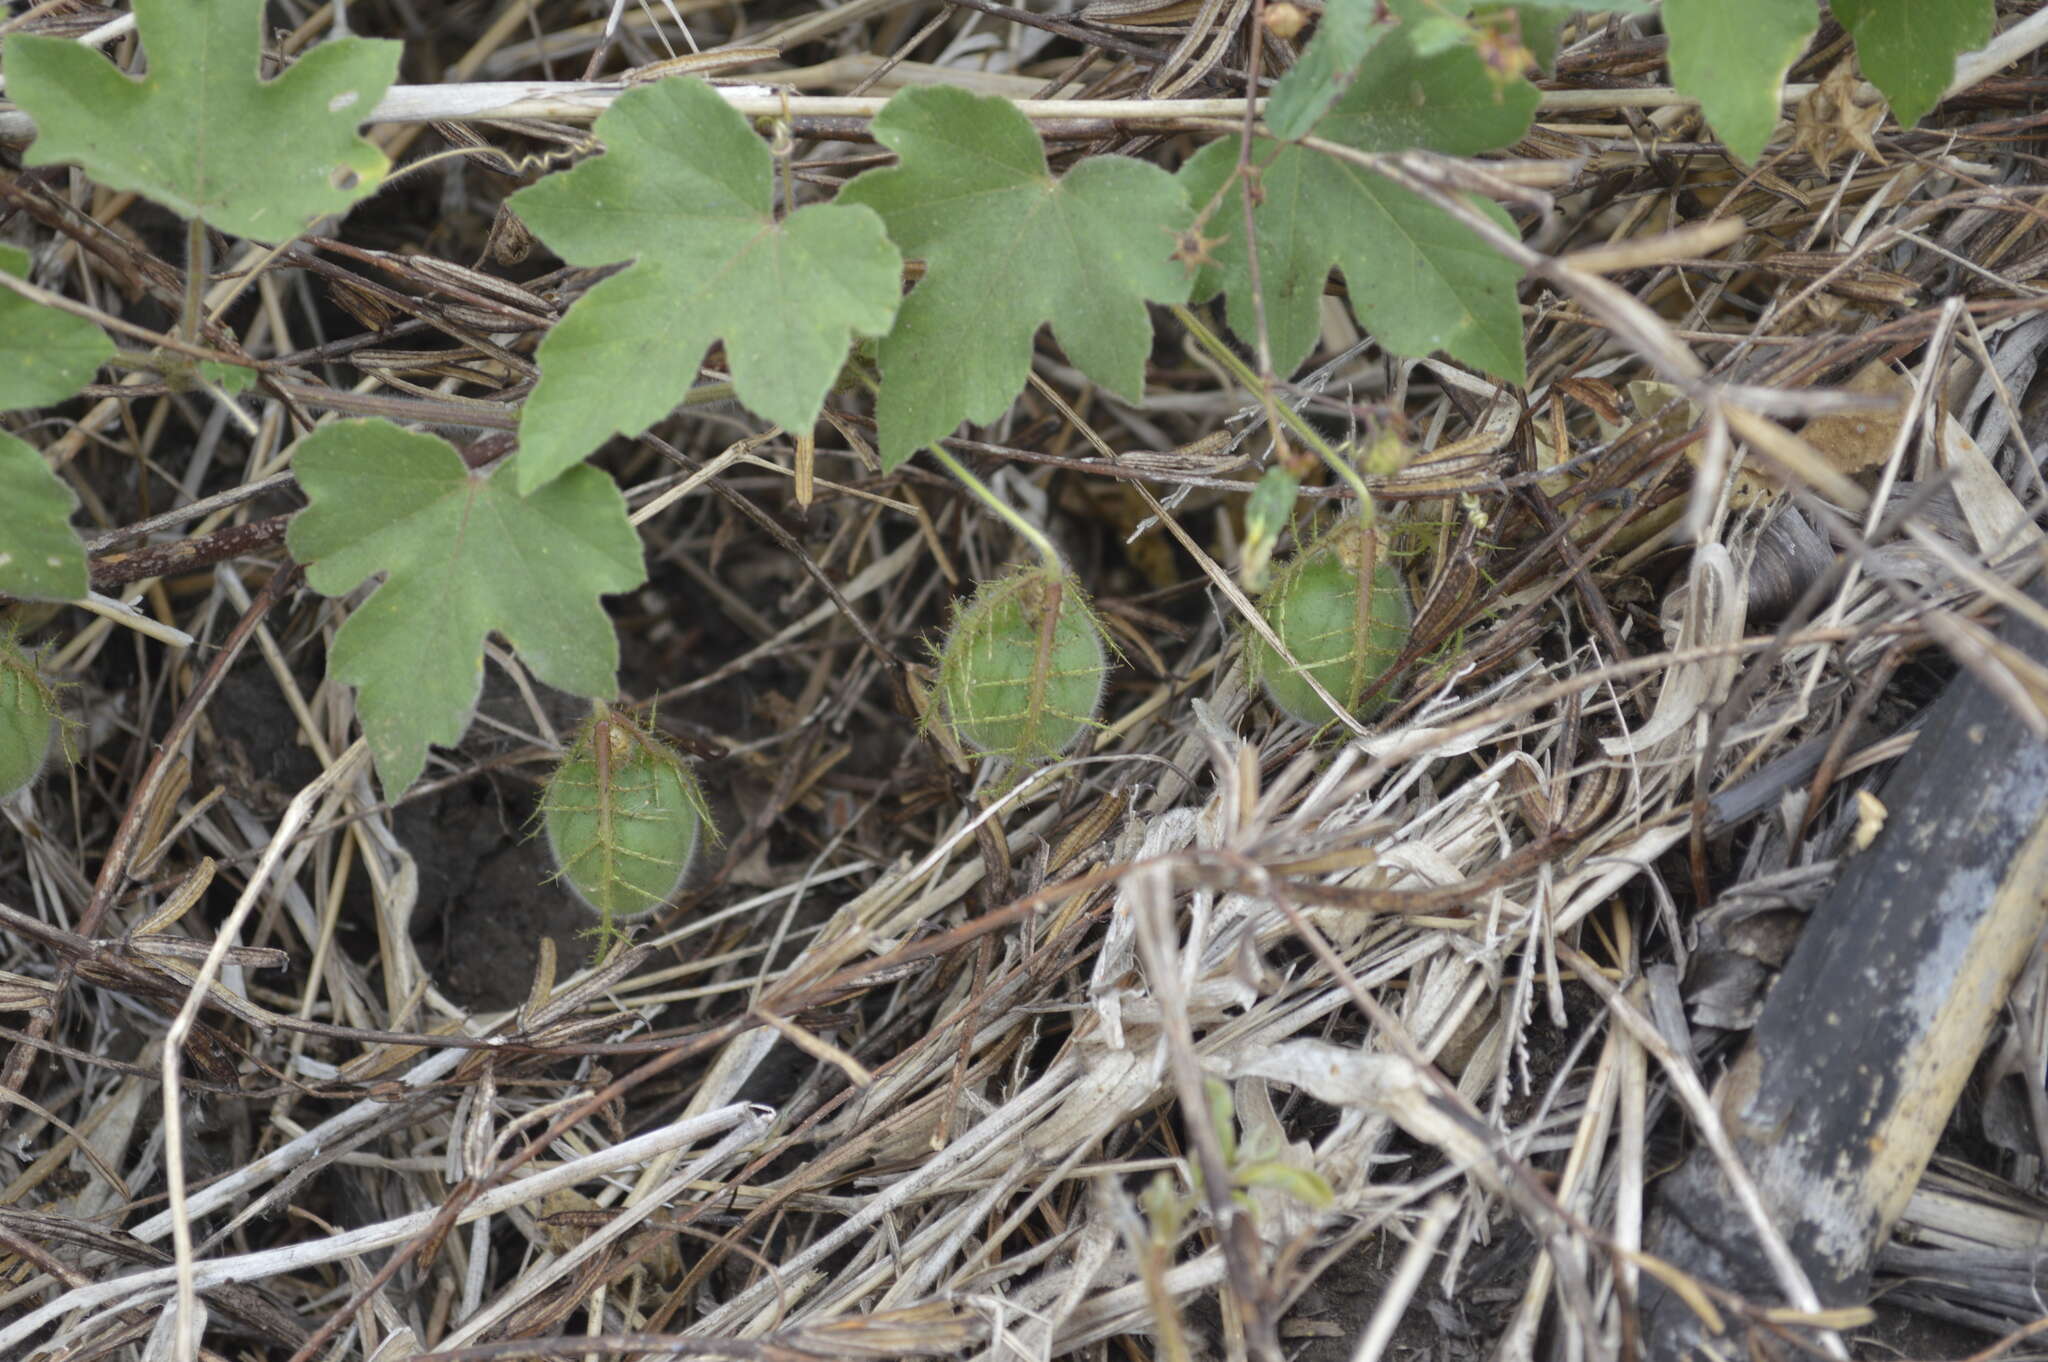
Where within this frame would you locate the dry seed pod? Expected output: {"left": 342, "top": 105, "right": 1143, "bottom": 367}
{"left": 937, "top": 565, "right": 1108, "bottom": 760}
{"left": 0, "top": 641, "right": 58, "bottom": 800}
{"left": 542, "top": 705, "right": 710, "bottom": 925}
{"left": 1247, "top": 516, "right": 1412, "bottom": 725}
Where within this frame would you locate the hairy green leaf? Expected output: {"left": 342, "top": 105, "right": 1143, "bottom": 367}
{"left": 0, "top": 641, "right": 61, "bottom": 801}
{"left": 0, "top": 433, "right": 86, "bottom": 602}
{"left": 0, "top": 247, "right": 112, "bottom": 411}
{"left": 1183, "top": 27, "right": 1536, "bottom": 382}
{"left": 287, "top": 419, "right": 645, "bottom": 795}
{"left": 1835, "top": 0, "right": 1991, "bottom": 130}
{"left": 1239, "top": 465, "right": 1301, "bottom": 591}
{"left": 839, "top": 87, "right": 1193, "bottom": 470}
{"left": 1663, "top": 0, "right": 1817, "bottom": 164}
{"left": 509, "top": 77, "right": 902, "bottom": 491}
{"left": 8, "top": 0, "right": 400, "bottom": 242}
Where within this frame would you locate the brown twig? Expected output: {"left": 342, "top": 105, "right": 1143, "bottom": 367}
{"left": 84, "top": 515, "right": 290, "bottom": 592}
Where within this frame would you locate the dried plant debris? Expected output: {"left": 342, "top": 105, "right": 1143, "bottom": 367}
{"left": 5, "top": 5, "right": 2048, "bottom": 1362}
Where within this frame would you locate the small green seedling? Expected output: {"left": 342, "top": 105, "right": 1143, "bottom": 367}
{"left": 1197, "top": 1076, "right": 1336, "bottom": 1211}
{"left": 542, "top": 704, "right": 712, "bottom": 941}
{"left": 1239, "top": 465, "right": 1301, "bottom": 594}
{"left": 937, "top": 564, "right": 1108, "bottom": 761}
{"left": 0, "top": 641, "right": 63, "bottom": 800}
{"left": 1150, "top": 1078, "right": 1334, "bottom": 1247}
{"left": 1247, "top": 514, "right": 1412, "bottom": 726}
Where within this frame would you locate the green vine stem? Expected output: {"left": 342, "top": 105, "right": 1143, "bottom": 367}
{"left": 926, "top": 442, "right": 1064, "bottom": 576}
{"left": 1172, "top": 303, "right": 1379, "bottom": 520}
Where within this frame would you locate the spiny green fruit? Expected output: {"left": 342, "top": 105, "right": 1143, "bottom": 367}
{"left": 0, "top": 641, "right": 59, "bottom": 800}
{"left": 541, "top": 705, "right": 711, "bottom": 928}
{"left": 1246, "top": 516, "right": 1412, "bottom": 725}
{"left": 937, "top": 565, "right": 1109, "bottom": 760}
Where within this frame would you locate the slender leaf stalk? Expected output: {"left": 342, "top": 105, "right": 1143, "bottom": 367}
{"left": 1171, "top": 304, "right": 1378, "bottom": 520}
{"left": 927, "top": 443, "right": 1062, "bottom": 576}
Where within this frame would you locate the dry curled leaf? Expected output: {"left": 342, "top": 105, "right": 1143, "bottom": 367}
{"left": 1791, "top": 58, "right": 1887, "bottom": 175}
{"left": 1799, "top": 359, "right": 1911, "bottom": 479}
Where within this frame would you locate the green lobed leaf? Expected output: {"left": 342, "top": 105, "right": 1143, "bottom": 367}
{"left": 1834, "top": 0, "right": 1992, "bottom": 130}
{"left": 1183, "top": 27, "right": 1537, "bottom": 382}
{"left": 1272, "top": 0, "right": 1645, "bottom": 137}
{"left": 839, "top": 86, "right": 1194, "bottom": 470}
{"left": 287, "top": 419, "right": 645, "bottom": 795}
{"left": 1265, "top": 0, "right": 1393, "bottom": 141}
{"left": 8, "top": 0, "right": 400, "bottom": 242}
{"left": 1662, "top": 0, "right": 1818, "bottom": 164}
{"left": 1407, "top": 15, "right": 1477, "bottom": 57}
{"left": 509, "top": 77, "right": 902, "bottom": 491}
{"left": 0, "top": 246, "right": 113, "bottom": 411}
{"left": 0, "top": 433, "right": 87, "bottom": 601}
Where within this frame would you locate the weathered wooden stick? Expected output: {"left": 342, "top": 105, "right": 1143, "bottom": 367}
{"left": 1645, "top": 575, "right": 2048, "bottom": 1355}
